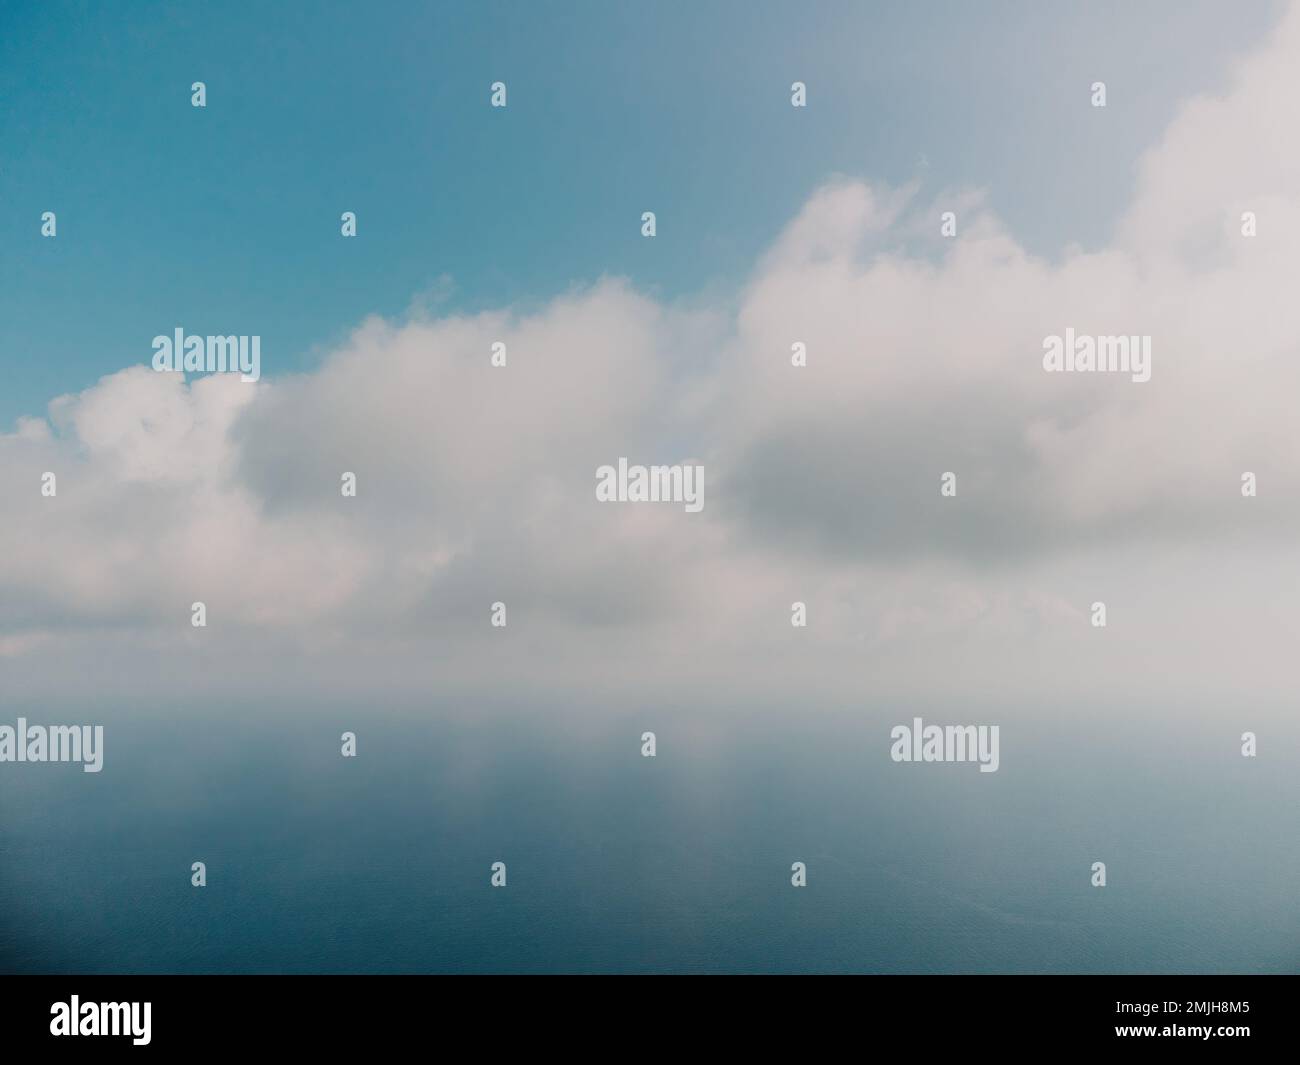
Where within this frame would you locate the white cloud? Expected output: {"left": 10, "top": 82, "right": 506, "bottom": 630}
{"left": 4, "top": 5, "right": 1300, "bottom": 712}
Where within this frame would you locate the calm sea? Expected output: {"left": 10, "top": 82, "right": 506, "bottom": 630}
{"left": 2, "top": 702, "right": 1296, "bottom": 973}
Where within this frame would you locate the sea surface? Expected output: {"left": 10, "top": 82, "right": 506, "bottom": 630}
{"left": 2, "top": 702, "right": 1296, "bottom": 974}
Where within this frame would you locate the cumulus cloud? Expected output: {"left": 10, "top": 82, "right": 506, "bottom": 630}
{"left": 3, "top": 5, "right": 1300, "bottom": 709}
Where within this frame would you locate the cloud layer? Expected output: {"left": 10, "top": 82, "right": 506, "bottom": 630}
{"left": 4, "top": 5, "right": 1300, "bottom": 710}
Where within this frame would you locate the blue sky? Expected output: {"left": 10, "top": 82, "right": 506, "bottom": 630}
{"left": 0, "top": 0, "right": 1282, "bottom": 426}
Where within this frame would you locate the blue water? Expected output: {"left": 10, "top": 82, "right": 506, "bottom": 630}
{"left": 2, "top": 702, "right": 1296, "bottom": 973}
